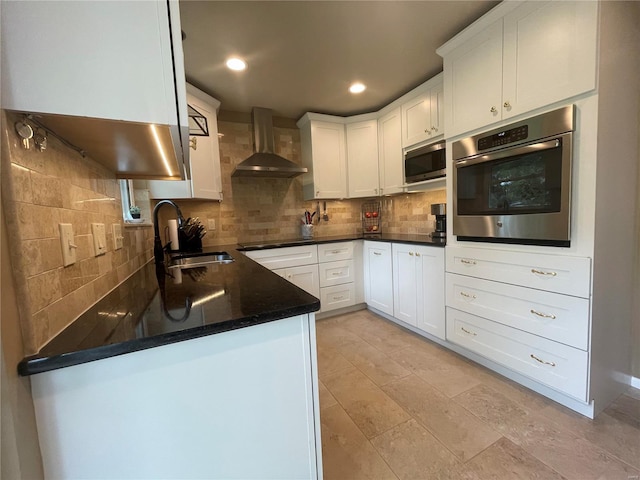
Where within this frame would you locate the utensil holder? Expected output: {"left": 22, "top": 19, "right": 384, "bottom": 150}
{"left": 301, "top": 224, "right": 314, "bottom": 239}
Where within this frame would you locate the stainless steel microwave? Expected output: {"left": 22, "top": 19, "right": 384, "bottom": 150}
{"left": 404, "top": 141, "right": 446, "bottom": 184}
{"left": 452, "top": 105, "right": 574, "bottom": 247}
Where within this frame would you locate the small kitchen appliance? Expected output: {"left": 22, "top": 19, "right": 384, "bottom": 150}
{"left": 431, "top": 203, "right": 446, "bottom": 239}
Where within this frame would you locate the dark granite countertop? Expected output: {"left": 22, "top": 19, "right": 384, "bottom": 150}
{"left": 18, "top": 246, "right": 320, "bottom": 376}
{"left": 237, "top": 233, "right": 446, "bottom": 250}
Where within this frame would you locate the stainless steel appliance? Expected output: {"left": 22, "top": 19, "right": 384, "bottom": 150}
{"left": 452, "top": 105, "right": 574, "bottom": 247}
{"left": 431, "top": 203, "right": 446, "bottom": 239}
{"left": 404, "top": 141, "right": 446, "bottom": 184}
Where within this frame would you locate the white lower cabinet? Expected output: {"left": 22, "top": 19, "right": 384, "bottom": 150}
{"left": 392, "top": 244, "right": 445, "bottom": 339}
{"left": 274, "top": 264, "right": 320, "bottom": 299}
{"left": 363, "top": 241, "right": 394, "bottom": 316}
{"left": 446, "top": 308, "right": 588, "bottom": 401}
{"left": 320, "top": 283, "right": 356, "bottom": 312}
{"left": 318, "top": 242, "right": 356, "bottom": 312}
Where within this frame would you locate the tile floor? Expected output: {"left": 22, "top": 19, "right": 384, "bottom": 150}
{"left": 316, "top": 309, "right": 640, "bottom": 480}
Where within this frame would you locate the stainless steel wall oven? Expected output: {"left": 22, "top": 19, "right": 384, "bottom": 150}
{"left": 452, "top": 105, "right": 574, "bottom": 247}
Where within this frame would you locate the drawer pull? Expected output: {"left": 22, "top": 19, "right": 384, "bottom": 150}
{"left": 530, "top": 309, "right": 556, "bottom": 320}
{"left": 461, "top": 327, "right": 477, "bottom": 336}
{"left": 373, "top": 252, "right": 382, "bottom": 256}
{"left": 409, "top": 252, "right": 414, "bottom": 256}
{"left": 333, "top": 295, "right": 344, "bottom": 301}
{"left": 530, "top": 354, "right": 556, "bottom": 367}
{"left": 461, "top": 259, "right": 477, "bottom": 265}
{"left": 331, "top": 250, "right": 341, "bottom": 254}
{"left": 460, "top": 291, "right": 476, "bottom": 299}
{"left": 331, "top": 272, "right": 342, "bottom": 276}
{"left": 531, "top": 268, "right": 557, "bottom": 277}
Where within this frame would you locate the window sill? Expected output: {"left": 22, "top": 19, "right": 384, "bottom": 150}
{"left": 123, "top": 222, "right": 153, "bottom": 228}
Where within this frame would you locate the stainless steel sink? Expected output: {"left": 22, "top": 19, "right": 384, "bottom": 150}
{"left": 168, "top": 251, "right": 234, "bottom": 269}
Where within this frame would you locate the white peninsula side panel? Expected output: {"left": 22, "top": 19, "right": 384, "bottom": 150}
{"left": 31, "top": 314, "right": 321, "bottom": 480}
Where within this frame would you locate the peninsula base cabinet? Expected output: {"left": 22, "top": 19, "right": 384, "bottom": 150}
{"left": 30, "top": 314, "right": 322, "bottom": 479}
{"left": 392, "top": 244, "right": 445, "bottom": 339}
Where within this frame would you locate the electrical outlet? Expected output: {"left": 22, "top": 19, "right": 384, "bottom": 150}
{"left": 59, "top": 223, "right": 77, "bottom": 267}
{"left": 208, "top": 218, "right": 216, "bottom": 231}
{"left": 112, "top": 223, "right": 123, "bottom": 250}
{"left": 91, "top": 223, "right": 107, "bottom": 256}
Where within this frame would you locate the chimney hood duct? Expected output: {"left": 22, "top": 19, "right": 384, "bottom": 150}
{"left": 232, "top": 107, "right": 307, "bottom": 178}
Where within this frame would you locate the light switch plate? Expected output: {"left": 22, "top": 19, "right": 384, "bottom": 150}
{"left": 91, "top": 223, "right": 107, "bottom": 256}
{"left": 112, "top": 223, "right": 123, "bottom": 250}
{"left": 59, "top": 223, "right": 77, "bottom": 267}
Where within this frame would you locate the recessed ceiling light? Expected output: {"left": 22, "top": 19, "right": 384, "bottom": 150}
{"left": 226, "top": 57, "right": 246, "bottom": 71}
{"left": 349, "top": 82, "right": 366, "bottom": 94}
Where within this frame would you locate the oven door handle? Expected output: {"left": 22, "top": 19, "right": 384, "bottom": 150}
{"left": 454, "top": 139, "right": 561, "bottom": 167}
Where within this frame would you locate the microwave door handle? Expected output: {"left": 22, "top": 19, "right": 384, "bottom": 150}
{"left": 455, "top": 139, "right": 561, "bottom": 167}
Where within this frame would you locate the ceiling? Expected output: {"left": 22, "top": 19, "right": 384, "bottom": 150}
{"left": 179, "top": 1, "right": 499, "bottom": 121}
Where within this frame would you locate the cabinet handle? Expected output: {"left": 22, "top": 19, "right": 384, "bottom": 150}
{"left": 461, "top": 327, "right": 477, "bottom": 336}
{"left": 490, "top": 106, "right": 497, "bottom": 113}
{"left": 424, "top": 128, "right": 429, "bottom": 133}
{"left": 373, "top": 252, "right": 382, "bottom": 256}
{"left": 530, "top": 354, "right": 556, "bottom": 367}
{"left": 460, "top": 259, "right": 477, "bottom": 265}
{"left": 503, "top": 101, "right": 511, "bottom": 109}
{"left": 460, "top": 291, "right": 476, "bottom": 299}
{"left": 409, "top": 252, "right": 414, "bottom": 256}
{"left": 431, "top": 126, "right": 438, "bottom": 132}
{"left": 375, "top": 188, "right": 378, "bottom": 194}
{"left": 189, "top": 137, "right": 197, "bottom": 150}
{"left": 530, "top": 309, "right": 556, "bottom": 320}
{"left": 333, "top": 295, "right": 344, "bottom": 300}
{"left": 316, "top": 190, "right": 320, "bottom": 196}
{"left": 331, "top": 250, "right": 341, "bottom": 254}
{"left": 416, "top": 252, "right": 421, "bottom": 257}
{"left": 531, "top": 268, "right": 557, "bottom": 277}
{"left": 331, "top": 272, "right": 341, "bottom": 276}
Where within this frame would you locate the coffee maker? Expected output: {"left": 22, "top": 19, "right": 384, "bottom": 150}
{"left": 431, "top": 203, "right": 446, "bottom": 239}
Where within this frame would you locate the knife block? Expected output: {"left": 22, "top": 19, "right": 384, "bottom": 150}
{"left": 178, "top": 228, "right": 202, "bottom": 252}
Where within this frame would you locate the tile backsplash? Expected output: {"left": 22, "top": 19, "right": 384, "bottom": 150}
{"left": 1, "top": 111, "right": 153, "bottom": 354}
{"left": 156, "top": 119, "right": 445, "bottom": 245}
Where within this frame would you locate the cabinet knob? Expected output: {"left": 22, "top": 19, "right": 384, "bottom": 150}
{"left": 490, "top": 106, "right": 497, "bottom": 113}
{"left": 316, "top": 190, "right": 320, "bottom": 196}
{"left": 503, "top": 101, "right": 511, "bottom": 109}
{"left": 409, "top": 252, "right": 414, "bottom": 256}
{"left": 431, "top": 126, "right": 438, "bottom": 132}
{"left": 189, "top": 137, "right": 197, "bottom": 150}
{"left": 416, "top": 252, "right": 421, "bottom": 257}
{"left": 374, "top": 188, "right": 378, "bottom": 194}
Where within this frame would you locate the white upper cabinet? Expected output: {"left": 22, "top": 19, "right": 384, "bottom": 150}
{"left": 378, "top": 108, "right": 404, "bottom": 196}
{"left": 347, "top": 120, "right": 379, "bottom": 198}
{"left": 149, "top": 85, "right": 223, "bottom": 200}
{"left": 401, "top": 75, "right": 444, "bottom": 147}
{"left": 298, "top": 118, "right": 348, "bottom": 200}
{"left": 439, "top": 0, "right": 598, "bottom": 138}
{"left": 1, "top": 0, "right": 188, "bottom": 179}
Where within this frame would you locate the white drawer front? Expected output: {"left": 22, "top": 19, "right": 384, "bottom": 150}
{"left": 318, "top": 259, "right": 354, "bottom": 287}
{"left": 446, "top": 246, "right": 591, "bottom": 298}
{"left": 446, "top": 273, "right": 589, "bottom": 350}
{"left": 317, "top": 242, "right": 354, "bottom": 263}
{"left": 245, "top": 245, "right": 318, "bottom": 270}
{"left": 320, "top": 283, "right": 355, "bottom": 312}
{"left": 446, "top": 308, "right": 588, "bottom": 401}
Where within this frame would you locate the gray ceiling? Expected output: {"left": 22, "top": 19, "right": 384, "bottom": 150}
{"left": 180, "top": 1, "right": 499, "bottom": 121}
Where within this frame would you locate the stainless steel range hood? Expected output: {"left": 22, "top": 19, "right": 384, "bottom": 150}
{"left": 232, "top": 107, "right": 307, "bottom": 178}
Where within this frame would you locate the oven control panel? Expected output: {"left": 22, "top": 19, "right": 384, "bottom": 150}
{"left": 478, "top": 125, "right": 528, "bottom": 150}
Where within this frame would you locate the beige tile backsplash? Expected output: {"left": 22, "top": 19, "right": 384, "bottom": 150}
{"left": 156, "top": 119, "right": 445, "bottom": 246}
{"left": 1, "top": 111, "right": 153, "bottom": 354}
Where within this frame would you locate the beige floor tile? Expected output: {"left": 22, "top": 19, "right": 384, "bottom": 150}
{"left": 341, "top": 315, "right": 427, "bottom": 354}
{"left": 333, "top": 337, "right": 411, "bottom": 387}
{"left": 507, "top": 412, "right": 638, "bottom": 480}
{"left": 605, "top": 393, "right": 640, "bottom": 423}
{"left": 324, "top": 368, "right": 411, "bottom": 439}
{"left": 316, "top": 320, "right": 364, "bottom": 348}
{"left": 474, "top": 366, "right": 553, "bottom": 412}
{"left": 388, "top": 346, "right": 482, "bottom": 398}
{"left": 319, "top": 380, "right": 338, "bottom": 410}
{"left": 321, "top": 404, "right": 399, "bottom": 480}
{"left": 450, "top": 437, "right": 566, "bottom": 480}
{"left": 540, "top": 401, "right": 640, "bottom": 470}
{"left": 370, "top": 419, "right": 460, "bottom": 480}
{"left": 625, "top": 386, "right": 640, "bottom": 401}
{"left": 316, "top": 342, "right": 354, "bottom": 381}
{"left": 382, "top": 375, "right": 501, "bottom": 462}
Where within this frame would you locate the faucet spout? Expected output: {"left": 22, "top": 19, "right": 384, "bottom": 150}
{"left": 153, "top": 200, "right": 184, "bottom": 264}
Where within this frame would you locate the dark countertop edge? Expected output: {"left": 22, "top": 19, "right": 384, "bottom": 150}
{"left": 237, "top": 234, "right": 446, "bottom": 251}
{"left": 18, "top": 299, "right": 320, "bottom": 376}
